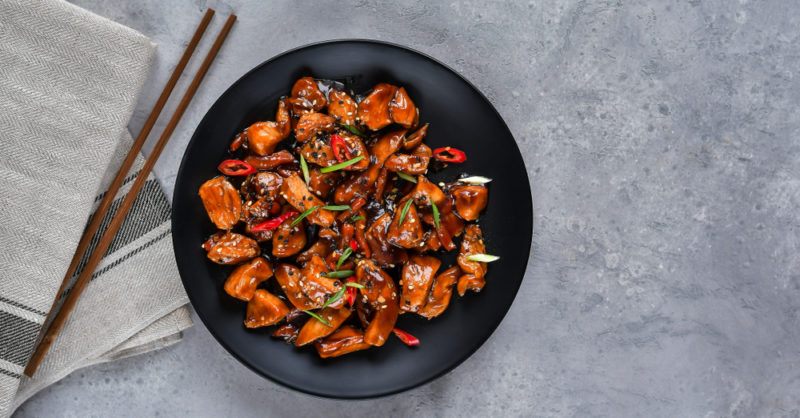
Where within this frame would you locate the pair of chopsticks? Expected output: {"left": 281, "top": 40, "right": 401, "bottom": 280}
{"left": 24, "top": 9, "right": 237, "bottom": 376}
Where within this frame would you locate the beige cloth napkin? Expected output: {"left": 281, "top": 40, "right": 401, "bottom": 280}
{"left": 0, "top": 0, "right": 192, "bottom": 416}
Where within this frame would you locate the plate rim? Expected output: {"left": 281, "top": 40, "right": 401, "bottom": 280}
{"left": 172, "top": 38, "right": 533, "bottom": 399}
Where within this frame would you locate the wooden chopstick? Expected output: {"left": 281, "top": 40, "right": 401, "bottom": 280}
{"left": 36, "top": 7, "right": 215, "bottom": 349}
{"left": 24, "top": 12, "right": 237, "bottom": 377}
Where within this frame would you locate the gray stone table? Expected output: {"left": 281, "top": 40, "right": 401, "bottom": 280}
{"left": 15, "top": 0, "right": 800, "bottom": 416}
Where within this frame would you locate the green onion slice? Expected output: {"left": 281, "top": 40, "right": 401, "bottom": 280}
{"left": 398, "top": 198, "right": 414, "bottom": 225}
{"left": 350, "top": 215, "right": 365, "bottom": 223}
{"left": 302, "top": 310, "right": 331, "bottom": 326}
{"left": 320, "top": 155, "right": 364, "bottom": 173}
{"left": 323, "top": 270, "right": 354, "bottom": 279}
{"left": 466, "top": 253, "right": 500, "bottom": 263}
{"left": 459, "top": 176, "right": 492, "bottom": 185}
{"left": 321, "top": 287, "right": 345, "bottom": 309}
{"left": 431, "top": 200, "right": 440, "bottom": 229}
{"left": 322, "top": 205, "right": 350, "bottom": 211}
{"left": 396, "top": 172, "right": 417, "bottom": 183}
{"left": 290, "top": 206, "right": 320, "bottom": 227}
{"left": 345, "top": 282, "right": 365, "bottom": 289}
{"left": 336, "top": 248, "right": 353, "bottom": 269}
{"left": 300, "top": 154, "right": 310, "bottom": 184}
{"left": 343, "top": 124, "right": 366, "bottom": 137}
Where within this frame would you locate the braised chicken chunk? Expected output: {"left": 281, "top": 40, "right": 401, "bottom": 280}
{"left": 327, "top": 90, "right": 357, "bottom": 125}
{"left": 400, "top": 255, "right": 441, "bottom": 312}
{"left": 204, "top": 232, "right": 259, "bottom": 265}
{"left": 200, "top": 77, "right": 496, "bottom": 358}
{"left": 315, "top": 326, "right": 372, "bottom": 358}
{"left": 457, "top": 224, "right": 489, "bottom": 296}
{"left": 245, "top": 289, "right": 290, "bottom": 328}
{"left": 451, "top": 184, "right": 488, "bottom": 221}
{"left": 296, "top": 306, "right": 351, "bottom": 346}
{"left": 357, "top": 83, "right": 396, "bottom": 131}
{"left": 224, "top": 257, "right": 273, "bottom": 301}
{"left": 295, "top": 112, "right": 335, "bottom": 142}
{"left": 199, "top": 177, "right": 242, "bottom": 230}
{"left": 355, "top": 260, "right": 400, "bottom": 346}
{"left": 418, "top": 266, "right": 460, "bottom": 319}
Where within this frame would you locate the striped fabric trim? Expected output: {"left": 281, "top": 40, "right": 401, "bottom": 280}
{"left": 0, "top": 173, "right": 173, "bottom": 377}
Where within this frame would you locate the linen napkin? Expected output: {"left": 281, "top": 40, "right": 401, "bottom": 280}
{"left": 0, "top": 0, "right": 192, "bottom": 415}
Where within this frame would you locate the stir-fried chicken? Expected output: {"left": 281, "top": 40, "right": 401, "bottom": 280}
{"left": 199, "top": 77, "right": 495, "bottom": 358}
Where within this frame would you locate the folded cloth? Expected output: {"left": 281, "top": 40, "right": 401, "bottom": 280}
{"left": 0, "top": 0, "right": 192, "bottom": 416}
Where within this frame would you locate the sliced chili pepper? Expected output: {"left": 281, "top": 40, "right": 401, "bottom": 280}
{"left": 392, "top": 328, "right": 420, "bottom": 347}
{"left": 330, "top": 134, "right": 352, "bottom": 162}
{"left": 349, "top": 238, "right": 358, "bottom": 252}
{"left": 250, "top": 211, "right": 298, "bottom": 232}
{"left": 344, "top": 278, "right": 358, "bottom": 306}
{"left": 218, "top": 159, "right": 256, "bottom": 176}
{"left": 432, "top": 147, "right": 467, "bottom": 163}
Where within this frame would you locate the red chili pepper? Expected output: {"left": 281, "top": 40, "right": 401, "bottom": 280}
{"left": 250, "top": 211, "right": 298, "bottom": 232}
{"left": 218, "top": 159, "right": 256, "bottom": 176}
{"left": 392, "top": 328, "right": 420, "bottom": 347}
{"left": 432, "top": 147, "right": 467, "bottom": 163}
{"left": 330, "top": 134, "right": 352, "bottom": 162}
{"left": 349, "top": 238, "right": 358, "bottom": 252}
{"left": 345, "top": 278, "right": 358, "bottom": 306}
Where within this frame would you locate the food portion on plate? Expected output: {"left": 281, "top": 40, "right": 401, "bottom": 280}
{"left": 198, "top": 77, "right": 498, "bottom": 358}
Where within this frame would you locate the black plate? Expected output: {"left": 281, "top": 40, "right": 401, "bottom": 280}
{"left": 172, "top": 40, "right": 532, "bottom": 398}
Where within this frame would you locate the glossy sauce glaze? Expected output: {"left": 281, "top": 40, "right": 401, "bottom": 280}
{"left": 197, "top": 77, "right": 493, "bottom": 358}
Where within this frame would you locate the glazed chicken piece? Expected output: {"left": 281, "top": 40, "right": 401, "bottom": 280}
{"left": 294, "top": 112, "right": 335, "bottom": 142}
{"left": 299, "top": 133, "right": 369, "bottom": 170}
{"left": 295, "top": 306, "right": 352, "bottom": 346}
{"left": 290, "top": 76, "right": 327, "bottom": 112}
{"left": 327, "top": 90, "right": 357, "bottom": 125}
{"left": 355, "top": 260, "right": 400, "bottom": 346}
{"left": 279, "top": 173, "right": 335, "bottom": 227}
{"left": 307, "top": 168, "right": 342, "bottom": 199}
{"left": 417, "top": 229, "right": 441, "bottom": 253}
{"left": 243, "top": 196, "right": 279, "bottom": 222}
{"left": 365, "top": 213, "right": 408, "bottom": 267}
{"left": 457, "top": 224, "right": 489, "bottom": 296}
{"left": 333, "top": 129, "right": 404, "bottom": 204}
{"left": 357, "top": 83, "right": 397, "bottom": 131}
{"left": 274, "top": 263, "right": 320, "bottom": 310}
{"left": 418, "top": 266, "right": 461, "bottom": 319}
{"left": 296, "top": 238, "right": 334, "bottom": 264}
{"left": 272, "top": 217, "right": 306, "bottom": 257}
{"left": 299, "top": 255, "right": 343, "bottom": 307}
{"left": 384, "top": 153, "right": 430, "bottom": 175}
{"left": 204, "top": 232, "right": 260, "bottom": 265}
{"left": 244, "top": 121, "right": 288, "bottom": 156}
{"left": 241, "top": 171, "right": 284, "bottom": 201}
{"left": 451, "top": 184, "right": 488, "bottom": 221}
{"left": 386, "top": 199, "right": 425, "bottom": 249}
{"left": 244, "top": 289, "right": 290, "bottom": 328}
{"left": 199, "top": 177, "right": 242, "bottom": 230}
{"left": 275, "top": 97, "right": 291, "bottom": 137}
{"left": 389, "top": 87, "right": 417, "bottom": 128}
{"left": 410, "top": 175, "right": 446, "bottom": 207}
{"left": 243, "top": 150, "right": 295, "bottom": 170}
{"left": 223, "top": 257, "right": 273, "bottom": 301}
{"left": 400, "top": 255, "right": 441, "bottom": 313}
{"left": 230, "top": 99, "right": 290, "bottom": 153}
{"left": 411, "top": 143, "right": 432, "bottom": 158}
{"left": 402, "top": 123, "right": 428, "bottom": 150}
{"left": 315, "top": 326, "right": 372, "bottom": 358}
{"left": 272, "top": 323, "right": 300, "bottom": 343}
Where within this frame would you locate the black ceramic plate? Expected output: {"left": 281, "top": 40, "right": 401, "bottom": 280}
{"left": 172, "top": 40, "right": 532, "bottom": 398}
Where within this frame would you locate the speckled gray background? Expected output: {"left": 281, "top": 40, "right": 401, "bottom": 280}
{"left": 15, "top": 0, "right": 800, "bottom": 416}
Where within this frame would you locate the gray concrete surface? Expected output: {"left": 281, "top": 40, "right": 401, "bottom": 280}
{"left": 15, "top": 0, "right": 800, "bottom": 416}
